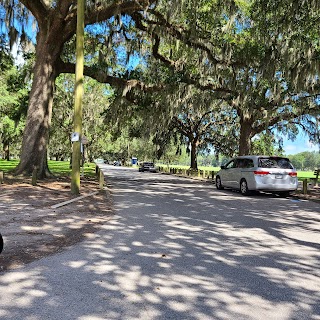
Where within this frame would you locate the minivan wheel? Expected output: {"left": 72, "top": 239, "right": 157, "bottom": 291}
{"left": 240, "top": 179, "right": 250, "bottom": 195}
{"left": 216, "top": 176, "right": 224, "bottom": 190}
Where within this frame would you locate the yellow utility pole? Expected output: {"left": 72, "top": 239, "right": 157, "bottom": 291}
{"left": 71, "top": 0, "right": 85, "bottom": 195}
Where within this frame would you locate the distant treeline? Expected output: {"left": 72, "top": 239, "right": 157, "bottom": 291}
{"left": 286, "top": 151, "right": 320, "bottom": 171}
{"left": 173, "top": 151, "right": 320, "bottom": 171}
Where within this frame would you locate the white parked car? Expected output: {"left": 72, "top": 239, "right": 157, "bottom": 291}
{"left": 215, "top": 155, "right": 298, "bottom": 196}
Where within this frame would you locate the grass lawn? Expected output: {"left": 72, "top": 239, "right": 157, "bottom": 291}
{"left": 0, "top": 159, "right": 97, "bottom": 177}
{"left": 48, "top": 160, "right": 97, "bottom": 177}
{"left": 157, "top": 163, "right": 316, "bottom": 180}
{"left": 0, "top": 159, "right": 19, "bottom": 172}
{"left": 297, "top": 171, "right": 317, "bottom": 180}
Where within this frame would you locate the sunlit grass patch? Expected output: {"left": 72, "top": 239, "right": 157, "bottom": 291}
{"left": 297, "top": 171, "right": 316, "bottom": 180}
{"left": 0, "top": 159, "right": 19, "bottom": 173}
{"left": 48, "top": 160, "right": 96, "bottom": 177}
{"left": 0, "top": 159, "right": 96, "bottom": 178}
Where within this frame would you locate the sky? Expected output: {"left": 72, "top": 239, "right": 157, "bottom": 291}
{"left": 282, "top": 133, "right": 319, "bottom": 155}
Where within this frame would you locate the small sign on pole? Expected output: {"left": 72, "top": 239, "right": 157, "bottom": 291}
{"left": 71, "top": 132, "right": 80, "bottom": 142}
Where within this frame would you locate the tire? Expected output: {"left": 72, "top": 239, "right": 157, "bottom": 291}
{"left": 240, "top": 179, "right": 250, "bottom": 195}
{"left": 216, "top": 176, "right": 224, "bottom": 190}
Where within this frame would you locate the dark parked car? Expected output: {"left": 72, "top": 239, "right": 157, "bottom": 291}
{"left": 139, "top": 162, "right": 157, "bottom": 172}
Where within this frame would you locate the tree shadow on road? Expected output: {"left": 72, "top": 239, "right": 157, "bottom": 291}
{"left": 0, "top": 173, "right": 319, "bottom": 319}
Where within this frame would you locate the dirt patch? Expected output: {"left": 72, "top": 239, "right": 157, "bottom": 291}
{"left": 0, "top": 174, "right": 113, "bottom": 272}
{"left": 293, "top": 187, "right": 320, "bottom": 203}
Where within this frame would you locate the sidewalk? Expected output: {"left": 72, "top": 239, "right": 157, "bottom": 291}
{"left": 0, "top": 175, "right": 113, "bottom": 272}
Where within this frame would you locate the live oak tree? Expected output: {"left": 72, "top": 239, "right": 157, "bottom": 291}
{"left": 245, "top": 0, "right": 320, "bottom": 153}
{"left": 0, "top": 0, "right": 159, "bottom": 177}
{"left": 0, "top": 0, "right": 249, "bottom": 177}
{"left": 106, "top": 79, "right": 239, "bottom": 169}
{"left": 0, "top": 39, "right": 29, "bottom": 160}
{"left": 229, "top": 65, "right": 320, "bottom": 155}
{"left": 137, "top": 0, "right": 320, "bottom": 155}
{"left": 1, "top": 0, "right": 319, "bottom": 178}
{"left": 170, "top": 106, "right": 237, "bottom": 170}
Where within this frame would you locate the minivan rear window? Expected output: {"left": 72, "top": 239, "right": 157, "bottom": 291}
{"left": 258, "top": 157, "right": 293, "bottom": 169}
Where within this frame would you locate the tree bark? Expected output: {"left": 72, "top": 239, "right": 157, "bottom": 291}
{"left": 238, "top": 114, "right": 254, "bottom": 156}
{"left": 190, "top": 139, "right": 198, "bottom": 170}
{"left": 14, "top": 29, "right": 62, "bottom": 178}
{"left": 3, "top": 141, "right": 9, "bottom": 161}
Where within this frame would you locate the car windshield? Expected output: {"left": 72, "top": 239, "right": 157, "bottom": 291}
{"left": 143, "top": 162, "right": 154, "bottom": 166}
{"left": 258, "top": 157, "right": 293, "bottom": 169}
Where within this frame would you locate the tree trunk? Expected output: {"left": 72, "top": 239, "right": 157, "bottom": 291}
{"left": 3, "top": 141, "right": 9, "bottom": 161}
{"left": 239, "top": 115, "right": 254, "bottom": 156}
{"left": 14, "top": 31, "right": 62, "bottom": 178}
{"left": 190, "top": 140, "right": 198, "bottom": 170}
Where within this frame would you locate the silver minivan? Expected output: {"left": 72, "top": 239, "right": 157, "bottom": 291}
{"left": 215, "top": 155, "right": 298, "bottom": 196}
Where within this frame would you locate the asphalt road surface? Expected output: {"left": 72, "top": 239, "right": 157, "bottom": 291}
{"left": 1, "top": 165, "right": 319, "bottom": 320}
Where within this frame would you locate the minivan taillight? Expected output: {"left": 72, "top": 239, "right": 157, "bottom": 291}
{"left": 288, "top": 172, "right": 297, "bottom": 177}
{"left": 254, "top": 171, "right": 270, "bottom": 175}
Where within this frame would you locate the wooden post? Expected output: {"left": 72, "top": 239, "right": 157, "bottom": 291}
{"left": 99, "top": 170, "right": 104, "bottom": 189}
{"left": 315, "top": 169, "right": 319, "bottom": 187}
{"left": 32, "top": 167, "right": 37, "bottom": 186}
{"left": 0, "top": 171, "right": 3, "bottom": 184}
{"left": 302, "top": 179, "right": 308, "bottom": 195}
{"left": 96, "top": 165, "right": 99, "bottom": 177}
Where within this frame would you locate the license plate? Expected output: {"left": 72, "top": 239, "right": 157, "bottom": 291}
{"left": 275, "top": 174, "right": 283, "bottom": 179}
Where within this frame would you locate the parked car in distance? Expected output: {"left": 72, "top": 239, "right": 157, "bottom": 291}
{"left": 215, "top": 155, "right": 298, "bottom": 196}
{"left": 95, "top": 158, "right": 109, "bottom": 164}
{"left": 139, "top": 162, "right": 157, "bottom": 172}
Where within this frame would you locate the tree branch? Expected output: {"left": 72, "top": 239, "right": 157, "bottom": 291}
{"left": 132, "top": 10, "right": 248, "bottom": 69}
{"left": 61, "top": 0, "right": 157, "bottom": 47}
{"left": 85, "top": 0, "right": 157, "bottom": 26}
{"left": 57, "top": 60, "right": 164, "bottom": 93}
{"left": 171, "top": 116, "right": 192, "bottom": 138}
{"left": 56, "top": 0, "right": 76, "bottom": 18}
{"left": 133, "top": 10, "right": 221, "bottom": 64}
{"left": 19, "top": 0, "right": 48, "bottom": 25}
{"left": 150, "top": 33, "right": 235, "bottom": 96}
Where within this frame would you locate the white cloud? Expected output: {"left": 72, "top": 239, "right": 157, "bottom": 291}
{"left": 284, "top": 138, "right": 318, "bottom": 154}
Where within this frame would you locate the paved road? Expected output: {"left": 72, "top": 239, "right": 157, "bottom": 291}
{"left": 1, "top": 165, "right": 319, "bottom": 320}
